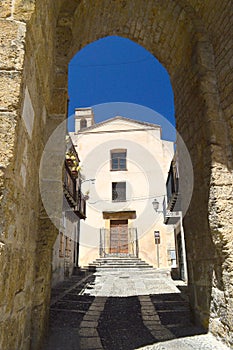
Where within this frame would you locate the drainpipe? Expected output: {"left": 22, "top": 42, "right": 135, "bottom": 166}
{"left": 76, "top": 219, "right": 80, "bottom": 267}
{"left": 179, "top": 212, "right": 188, "bottom": 282}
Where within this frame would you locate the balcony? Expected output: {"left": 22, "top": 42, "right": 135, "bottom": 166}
{"left": 164, "top": 159, "right": 181, "bottom": 225}
{"left": 74, "top": 191, "right": 86, "bottom": 220}
{"left": 63, "top": 162, "right": 86, "bottom": 220}
{"left": 166, "top": 165, "right": 179, "bottom": 210}
{"left": 164, "top": 208, "right": 181, "bottom": 225}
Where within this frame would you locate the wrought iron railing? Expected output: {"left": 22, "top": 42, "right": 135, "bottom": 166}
{"left": 64, "top": 162, "right": 77, "bottom": 203}
{"left": 166, "top": 161, "right": 180, "bottom": 211}
{"left": 99, "top": 228, "right": 138, "bottom": 258}
{"left": 64, "top": 163, "right": 86, "bottom": 219}
{"left": 75, "top": 190, "right": 86, "bottom": 219}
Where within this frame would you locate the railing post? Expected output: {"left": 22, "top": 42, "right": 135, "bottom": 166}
{"left": 99, "top": 228, "right": 106, "bottom": 258}
{"left": 131, "top": 229, "right": 135, "bottom": 257}
{"left": 99, "top": 229, "right": 103, "bottom": 258}
{"left": 135, "top": 228, "right": 139, "bottom": 258}
{"left": 103, "top": 229, "right": 106, "bottom": 257}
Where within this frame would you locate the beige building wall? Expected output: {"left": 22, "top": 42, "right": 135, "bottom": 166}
{"left": 51, "top": 208, "right": 79, "bottom": 286}
{"left": 70, "top": 116, "right": 175, "bottom": 268}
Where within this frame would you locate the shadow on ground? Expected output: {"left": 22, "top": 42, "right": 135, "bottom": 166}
{"left": 43, "top": 274, "right": 206, "bottom": 350}
{"left": 96, "top": 293, "right": 206, "bottom": 350}
{"left": 43, "top": 274, "right": 95, "bottom": 350}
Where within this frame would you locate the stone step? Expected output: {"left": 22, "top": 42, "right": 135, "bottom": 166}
{"left": 90, "top": 261, "right": 152, "bottom": 266}
{"left": 89, "top": 264, "right": 153, "bottom": 269}
{"left": 87, "top": 257, "right": 155, "bottom": 270}
{"left": 95, "top": 257, "right": 142, "bottom": 260}
{"left": 94, "top": 257, "right": 149, "bottom": 263}
{"left": 92, "top": 258, "right": 149, "bottom": 262}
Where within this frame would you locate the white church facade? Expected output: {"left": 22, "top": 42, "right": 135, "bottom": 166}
{"left": 70, "top": 108, "right": 176, "bottom": 268}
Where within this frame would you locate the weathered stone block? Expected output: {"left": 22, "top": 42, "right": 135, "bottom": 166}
{"left": 0, "top": 243, "right": 10, "bottom": 302}
{"left": 0, "top": 112, "right": 16, "bottom": 166}
{"left": 0, "top": 20, "right": 26, "bottom": 70}
{"left": 49, "top": 89, "right": 68, "bottom": 115}
{"left": 13, "top": 0, "right": 35, "bottom": 22}
{"left": 13, "top": 291, "right": 26, "bottom": 312}
{"left": 0, "top": 0, "right": 11, "bottom": 18}
{"left": 0, "top": 72, "right": 21, "bottom": 111}
{"left": 0, "top": 316, "right": 19, "bottom": 350}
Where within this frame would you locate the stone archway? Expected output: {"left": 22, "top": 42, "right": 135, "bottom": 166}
{"left": 0, "top": 1, "right": 232, "bottom": 349}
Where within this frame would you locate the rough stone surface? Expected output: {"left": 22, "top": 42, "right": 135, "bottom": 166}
{"left": 0, "top": 0, "right": 11, "bottom": 18}
{"left": 0, "top": 1, "right": 232, "bottom": 349}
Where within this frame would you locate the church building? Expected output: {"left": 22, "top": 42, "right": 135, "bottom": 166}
{"left": 70, "top": 107, "right": 176, "bottom": 269}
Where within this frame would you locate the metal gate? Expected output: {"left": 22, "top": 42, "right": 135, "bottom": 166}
{"left": 99, "top": 226, "right": 138, "bottom": 258}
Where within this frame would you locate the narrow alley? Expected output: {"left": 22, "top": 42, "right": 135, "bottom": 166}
{"left": 43, "top": 267, "right": 230, "bottom": 350}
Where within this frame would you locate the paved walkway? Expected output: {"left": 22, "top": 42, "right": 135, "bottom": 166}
{"left": 44, "top": 268, "right": 231, "bottom": 350}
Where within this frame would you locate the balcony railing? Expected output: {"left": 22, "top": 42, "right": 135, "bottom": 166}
{"left": 63, "top": 162, "right": 86, "bottom": 219}
{"left": 99, "top": 228, "right": 138, "bottom": 258}
{"left": 74, "top": 190, "right": 86, "bottom": 219}
{"left": 166, "top": 160, "right": 180, "bottom": 212}
{"left": 64, "top": 163, "right": 77, "bottom": 204}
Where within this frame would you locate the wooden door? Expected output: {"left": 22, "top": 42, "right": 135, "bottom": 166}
{"left": 110, "top": 220, "right": 128, "bottom": 254}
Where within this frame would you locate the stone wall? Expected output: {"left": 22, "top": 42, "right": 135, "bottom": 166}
{"left": 0, "top": 1, "right": 64, "bottom": 349}
{"left": 0, "top": 1, "right": 232, "bottom": 349}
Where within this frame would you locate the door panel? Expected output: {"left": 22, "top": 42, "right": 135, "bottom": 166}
{"left": 110, "top": 220, "right": 128, "bottom": 254}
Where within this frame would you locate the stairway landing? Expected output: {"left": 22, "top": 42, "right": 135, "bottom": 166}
{"left": 88, "top": 257, "right": 154, "bottom": 270}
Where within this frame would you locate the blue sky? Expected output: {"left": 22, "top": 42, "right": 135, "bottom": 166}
{"left": 68, "top": 36, "right": 175, "bottom": 140}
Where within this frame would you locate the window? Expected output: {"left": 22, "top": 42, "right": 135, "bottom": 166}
{"left": 111, "top": 149, "right": 127, "bottom": 171}
{"left": 112, "top": 182, "right": 126, "bottom": 202}
{"left": 80, "top": 118, "right": 87, "bottom": 129}
{"left": 65, "top": 237, "right": 72, "bottom": 258}
{"left": 59, "top": 233, "right": 64, "bottom": 257}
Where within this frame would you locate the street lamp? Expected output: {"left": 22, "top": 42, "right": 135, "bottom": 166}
{"left": 152, "top": 197, "right": 164, "bottom": 268}
{"left": 81, "top": 178, "right": 95, "bottom": 185}
{"left": 152, "top": 198, "right": 164, "bottom": 213}
{"left": 80, "top": 178, "right": 96, "bottom": 200}
{"left": 152, "top": 198, "right": 159, "bottom": 212}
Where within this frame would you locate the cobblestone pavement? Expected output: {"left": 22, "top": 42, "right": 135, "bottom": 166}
{"left": 43, "top": 269, "right": 231, "bottom": 350}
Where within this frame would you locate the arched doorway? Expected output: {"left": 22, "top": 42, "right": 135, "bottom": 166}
{"left": 0, "top": 1, "right": 232, "bottom": 349}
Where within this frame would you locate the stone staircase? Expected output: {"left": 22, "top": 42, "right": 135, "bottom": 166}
{"left": 87, "top": 257, "right": 154, "bottom": 271}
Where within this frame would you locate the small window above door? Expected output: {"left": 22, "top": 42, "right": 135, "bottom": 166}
{"left": 112, "top": 182, "right": 126, "bottom": 202}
